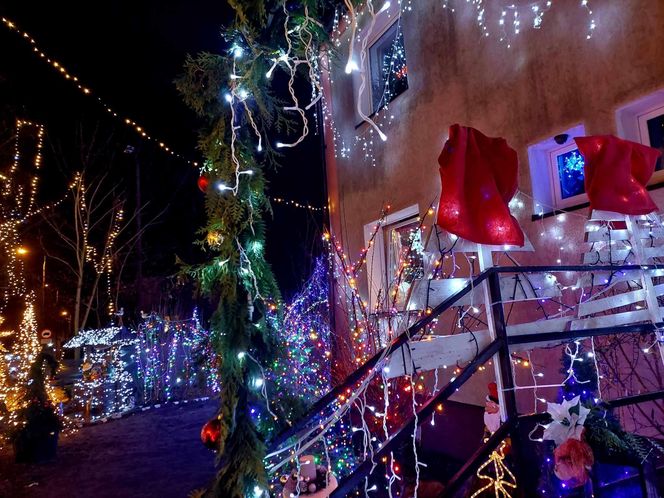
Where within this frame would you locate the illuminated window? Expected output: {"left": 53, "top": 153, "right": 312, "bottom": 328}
{"left": 528, "top": 124, "right": 588, "bottom": 214}
{"left": 552, "top": 144, "right": 585, "bottom": 202}
{"left": 369, "top": 21, "right": 408, "bottom": 113}
{"left": 364, "top": 205, "right": 422, "bottom": 313}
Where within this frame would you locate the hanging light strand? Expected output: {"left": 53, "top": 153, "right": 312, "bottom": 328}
{"left": 1, "top": 16, "right": 199, "bottom": 167}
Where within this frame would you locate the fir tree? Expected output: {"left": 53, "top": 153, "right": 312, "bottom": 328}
{"left": 176, "top": 2, "right": 341, "bottom": 496}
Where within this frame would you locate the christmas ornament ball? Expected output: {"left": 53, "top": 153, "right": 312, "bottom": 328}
{"left": 197, "top": 175, "right": 209, "bottom": 193}
{"left": 200, "top": 418, "right": 221, "bottom": 450}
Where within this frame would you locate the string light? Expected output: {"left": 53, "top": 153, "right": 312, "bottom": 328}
{"left": 270, "top": 196, "right": 326, "bottom": 212}
{"left": 440, "top": 0, "right": 596, "bottom": 47}
{"left": 1, "top": 17, "right": 199, "bottom": 167}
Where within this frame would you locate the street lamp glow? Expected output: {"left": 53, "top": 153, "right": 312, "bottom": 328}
{"left": 15, "top": 246, "right": 29, "bottom": 256}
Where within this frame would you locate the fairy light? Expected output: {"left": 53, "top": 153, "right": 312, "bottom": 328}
{"left": 437, "top": 1, "right": 597, "bottom": 47}
{"left": 136, "top": 311, "right": 219, "bottom": 403}
{"left": 270, "top": 196, "right": 326, "bottom": 212}
{"left": 1, "top": 17, "right": 199, "bottom": 167}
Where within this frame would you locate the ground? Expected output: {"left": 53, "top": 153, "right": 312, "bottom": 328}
{"left": 0, "top": 399, "right": 218, "bottom": 498}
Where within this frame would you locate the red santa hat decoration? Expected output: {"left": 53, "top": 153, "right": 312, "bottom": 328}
{"left": 575, "top": 135, "right": 661, "bottom": 215}
{"left": 437, "top": 124, "right": 525, "bottom": 247}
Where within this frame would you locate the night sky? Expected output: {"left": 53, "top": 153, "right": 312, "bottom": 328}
{"left": 0, "top": 0, "right": 327, "bottom": 316}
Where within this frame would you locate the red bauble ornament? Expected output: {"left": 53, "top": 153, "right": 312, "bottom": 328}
{"left": 200, "top": 418, "right": 221, "bottom": 450}
{"left": 197, "top": 175, "right": 210, "bottom": 193}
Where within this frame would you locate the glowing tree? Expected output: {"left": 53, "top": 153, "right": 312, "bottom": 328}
{"left": 14, "top": 295, "right": 41, "bottom": 383}
{"left": 272, "top": 258, "right": 332, "bottom": 420}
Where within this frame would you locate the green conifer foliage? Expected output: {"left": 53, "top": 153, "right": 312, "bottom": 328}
{"left": 176, "top": 2, "right": 345, "bottom": 496}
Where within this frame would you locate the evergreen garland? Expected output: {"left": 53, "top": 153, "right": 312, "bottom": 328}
{"left": 175, "top": 2, "right": 346, "bottom": 496}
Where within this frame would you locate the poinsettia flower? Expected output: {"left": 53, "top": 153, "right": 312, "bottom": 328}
{"left": 542, "top": 396, "right": 590, "bottom": 446}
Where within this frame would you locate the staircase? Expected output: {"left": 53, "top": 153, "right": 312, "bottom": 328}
{"left": 268, "top": 215, "right": 664, "bottom": 497}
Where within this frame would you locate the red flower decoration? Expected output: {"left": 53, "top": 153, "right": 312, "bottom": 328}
{"left": 575, "top": 135, "right": 661, "bottom": 215}
{"left": 437, "top": 125, "right": 524, "bottom": 246}
{"left": 554, "top": 437, "right": 594, "bottom": 486}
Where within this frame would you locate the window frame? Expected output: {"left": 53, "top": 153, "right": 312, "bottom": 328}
{"left": 548, "top": 142, "right": 588, "bottom": 210}
{"left": 363, "top": 204, "right": 420, "bottom": 312}
{"left": 367, "top": 20, "right": 408, "bottom": 114}
{"left": 616, "top": 89, "right": 664, "bottom": 185}
{"left": 527, "top": 124, "right": 588, "bottom": 215}
{"left": 350, "top": 3, "right": 407, "bottom": 124}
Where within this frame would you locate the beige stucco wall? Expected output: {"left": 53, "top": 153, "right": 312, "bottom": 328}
{"left": 324, "top": 0, "right": 664, "bottom": 422}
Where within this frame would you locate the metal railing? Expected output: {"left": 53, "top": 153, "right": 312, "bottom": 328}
{"left": 268, "top": 264, "right": 664, "bottom": 497}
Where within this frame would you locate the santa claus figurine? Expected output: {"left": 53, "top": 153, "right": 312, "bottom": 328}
{"left": 483, "top": 382, "right": 501, "bottom": 434}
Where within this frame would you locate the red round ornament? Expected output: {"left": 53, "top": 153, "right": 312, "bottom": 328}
{"left": 201, "top": 417, "right": 221, "bottom": 450}
{"left": 197, "top": 175, "right": 209, "bottom": 193}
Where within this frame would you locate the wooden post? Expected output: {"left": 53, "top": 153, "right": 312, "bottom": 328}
{"left": 624, "top": 215, "right": 664, "bottom": 367}
{"left": 478, "top": 245, "right": 510, "bottom": 422}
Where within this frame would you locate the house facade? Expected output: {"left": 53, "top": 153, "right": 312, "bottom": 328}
{"left": 321, "top": 0, "right": 664, "bottom": 428}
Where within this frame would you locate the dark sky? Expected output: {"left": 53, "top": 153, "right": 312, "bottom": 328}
{"left": 0, "top": 0, "right": 327, "bottom": 302}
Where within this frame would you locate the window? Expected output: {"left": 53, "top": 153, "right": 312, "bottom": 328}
{"left": 616, "top": 89, "right": 664, "bottom": 183}
{"left": 384, "top": 216, "right": 424, "bottom": 310}
{"left": 551, "top": 143, "right": 586, "bottom": 203}
{"left": 349, "top": 2, "right": 408, "bottom": 122}
{"left": 369, "top": 21, "right": 408, "bottom": 113}
{"left": 527, "top": 124, "right": 588, "bottom": 214}
{"left": 638, "top": 105, "right": 664, "bottom": 172}
{"left": 364, "top": 205, "right": 422, "bottom": 312}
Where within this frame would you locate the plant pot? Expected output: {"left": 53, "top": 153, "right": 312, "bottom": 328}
{"left": 13, "top": 430, "right": 59, "bottom": 464}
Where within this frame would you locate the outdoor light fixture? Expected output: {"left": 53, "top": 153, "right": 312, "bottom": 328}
{"left": 554, "top": 133, "right": 570, "bottom": 145}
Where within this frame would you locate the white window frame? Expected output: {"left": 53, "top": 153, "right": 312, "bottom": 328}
{"left": 548, "top": 142, "right": 588, "bottom": 210}
{"left": 350, "top": 2, "right": 404, "bottom": 123}
{"left": 616, "top": 89, "right": 664, "bottom": 185}
{"left": 363, "top": 204, "right": 419, "bottom": 311}
{"left": 527, "top": 124, "right": 588, "bottom": 214}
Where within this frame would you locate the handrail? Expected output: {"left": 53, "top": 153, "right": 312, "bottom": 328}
{"left": 520, "top": 389, "right": 664, "bottom": 426}
{"left": 268, "top": 263, "right": 654, "bottom": 451}
{"left": 269, "top": 262, "right": 664, "bottom": 495}
{"left": 267, "top": 268, "right": 492, "bottom": 452}
{"left": 508, "top": 322, "right": 664, "bottom": 346}
{"left": 493, "top": 263, "right": 660, "bottom": 273}
{"left": 329, "top": 338, "right": 503, "bottom": 498}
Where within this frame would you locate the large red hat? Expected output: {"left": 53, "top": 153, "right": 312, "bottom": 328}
{"left": 575, "top": 135, "right": 661, "bottom": 215}
{"left": 437, "top": 124, "right": 524, "bottom": 246}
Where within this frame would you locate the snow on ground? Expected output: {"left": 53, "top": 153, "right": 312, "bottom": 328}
{"left": 0, "top": 399, "right": 219, "bottom": 498}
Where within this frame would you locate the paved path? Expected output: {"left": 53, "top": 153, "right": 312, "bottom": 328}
{"left": 0, "top": 400, "right": 218, "bottom": 498}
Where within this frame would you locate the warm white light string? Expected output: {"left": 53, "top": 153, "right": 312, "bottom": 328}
{"left": 408, "top": 354, "right": 421, "bottom": 498}
{"left": 1, "top": 17, "right": 198, "bottom": 166}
